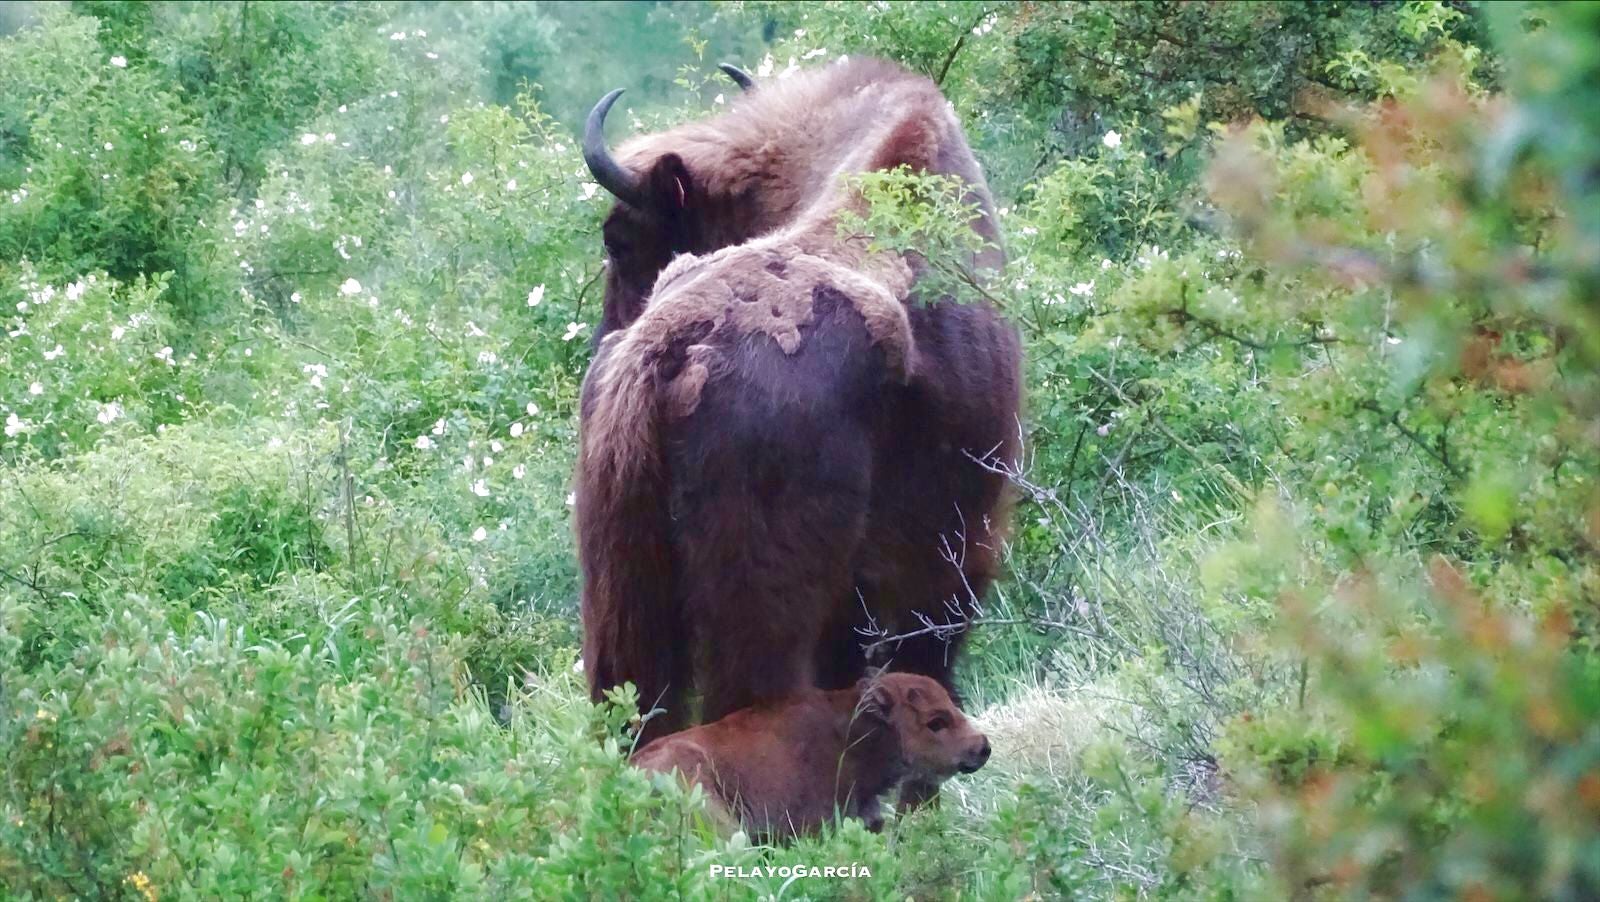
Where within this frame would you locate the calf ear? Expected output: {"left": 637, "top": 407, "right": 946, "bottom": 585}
{"left": 855, "top": 677, "right": 894, "bottom": 721}
{"left": 646, "top": 153, "right": 693, "bottom": 215}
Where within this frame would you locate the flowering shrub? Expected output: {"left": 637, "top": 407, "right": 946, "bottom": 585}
{"left": 0, "top": 266, "right": 194, "bottom": 459}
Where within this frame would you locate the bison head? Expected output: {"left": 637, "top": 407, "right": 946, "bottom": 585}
{"left": 858, "top": 672, "right": 990, "bottom": 780}
{"left": 586, "top": 85, "right": 779, "bottom": 344}
{"left": 584, "top": 89, "right": 703, "bottom": 340}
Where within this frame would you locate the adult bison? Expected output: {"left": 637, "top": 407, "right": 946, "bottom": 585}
{"left": 575, "top": 58, "right": 1021, "bottom": 750}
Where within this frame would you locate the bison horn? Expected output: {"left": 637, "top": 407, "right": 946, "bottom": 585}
{"left": 583, "top": 88, "right": 645, "bottom": 208}
{"left": 718, "top": 62, "right": 756, "bottom": 91}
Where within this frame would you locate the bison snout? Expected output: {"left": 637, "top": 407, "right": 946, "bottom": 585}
{"left": 960, "top": 736, "right": 991, "bottom": 774}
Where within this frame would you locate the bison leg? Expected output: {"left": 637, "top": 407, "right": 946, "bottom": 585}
{"left": 854, "top": 514, "right": 1003, "bottom": 700}
{"left": 813, "top": 603, "right": 871, "bottom": 691}
{"left": 674, "top": 476, "right": 871, "bottom": 722}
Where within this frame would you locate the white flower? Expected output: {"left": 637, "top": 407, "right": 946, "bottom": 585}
{"left": 713, "top": 93, "right": 726, "bottom": 105}
{"left": 471, "top": 526, "right": 488, "bottom": 542}
{"left": 1069, "top": 281, "right": 1095, "bottom": 297}
{"left": 414, "top": 435, "right": 434, "bottom": 450}
{"left": 460, "top": 171, "right": 474, "bottom": 186}
{"left": 1102, "top": 130, "right": 1122, "bottom": 149}
{"left": 301, "top": 133, "right": 319, "bottom": 146}
{"left": 477, "top": 350, "right": 498, "bottom": 365}
{"left": 103, "top": 142, "right": 114, "bottom": 152}
{"left": 512, "top": 463, "right": 526, "bottom": 480}
{"left": 96, "top": 401, "right": 123, "bottom": 425}
{"left": 42, "top": 344, "right": 65, "bottom": 361}
{"left": 482, "top": 455, "right": 493, "bottom": 467}
{"left": 431, "top": 418, "right": 446, "bottom": 435}
{"left": 802, "top": 47, "right": 828, "bottom": 60}
{"left": 4, "top": 412, "right": 26, "bottom": 436}
{"left": 339, "top": 278, "right": 362, "bottom": 296}
{"left": 390, "top": 31, "right": 406, "bottom": 40}
{"left": 425, "top": 51, "right": 439, "bottom": 60}
{"left": 757, "top": 54, "right": 775, "bottom": 78}
{"left": 509, "top": 422, "right": 524, "bottom": 438}
{"left": 303, "top": 362, "right": 328, "bottom": 389}
{"left": 111, "top": 325, "right": 126, "bottom": 340}
{"left": 290, "top": 291, "right": 303, "bottom": 304}
{"left": 27, "top": 382, "right": 42, "bottom": 396}
{"left": 1101, "top": 259, "right": 1113, "bottom": 270}
{"left": 580, "top": 182, "right": 600, "bottom": 201}
{"left": 338, "top": 104, "right": 348, "bottom": 113}
{"left": 110, "top": 55, "right": 127, "bottom": 68}
{"left": 505, "top": 178, "right": 518, "bottom": 192}
{"left": 470, "top": 479, "right": 490, "bottom": 497}
{"left": 562, "top": 322, "right": 586, "bottom": 342}
{"left": 565, "top": 492, "right": 576, "bottom": 507}
{"left": 65, "top": 280, "right": 86, "bottom": 301}
{"left": 526, "top": 284, "right": 545, "bottom": 307}
{"left": 1386, "top": 335, "right": 1402, "bottom": 345}
{"left": 154, "top": 346, "right": 175, "bottom": 365}
{"left": 525, "top": 401, "right": 539, "bottom": 417}
{"left": 1096, "top": 422, "right": 1111, "bottom": 437}
{"left": 490, "top": 440, "right": 504, "bottom": 453}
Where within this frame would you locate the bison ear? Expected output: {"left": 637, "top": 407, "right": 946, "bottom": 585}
{"left": 865, "top": 115, "right": 940, "bottom": 174}
{"left": 855, "top": 677, "right": 894, "bottom": 721}
{"left": 646, "top": 152, "right": 694, "bottom": 214}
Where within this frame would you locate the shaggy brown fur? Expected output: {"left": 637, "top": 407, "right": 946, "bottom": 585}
{"left": 592, "top": 57, "right": 1002, "bottom": 339}
{"left": 576, "top": 58, "right": 1022, "bottom": 753}
{"left": 631, "top": 673, "right": 989, "bottom": 840}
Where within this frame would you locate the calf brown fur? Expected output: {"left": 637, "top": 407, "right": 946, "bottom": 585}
{"left": 631, "top": 673, "right": 990, "bottom": 839}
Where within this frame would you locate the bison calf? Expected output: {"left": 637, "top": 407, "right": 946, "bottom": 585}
{"left": 631, "top": 672, "right": 989, "bottom": 840}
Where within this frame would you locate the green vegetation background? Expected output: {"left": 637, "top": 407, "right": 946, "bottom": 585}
{"left": 1, "top": 1, "right": 1597, "bottom": 899}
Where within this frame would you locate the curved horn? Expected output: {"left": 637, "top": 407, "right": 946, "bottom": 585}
{"left": 583, "top": 88, "right": 644, "bottom": 207}
{"left": 718, "top": 62, "right": 756, "bottom": 91}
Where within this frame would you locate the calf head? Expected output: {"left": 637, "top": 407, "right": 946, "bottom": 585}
{"left": 858, "top": 672, "right": 990, "bottom": 779}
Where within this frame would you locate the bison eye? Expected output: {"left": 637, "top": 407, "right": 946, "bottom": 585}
{"left": 926, "top": 715, "right": 950, "bottom": 733}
